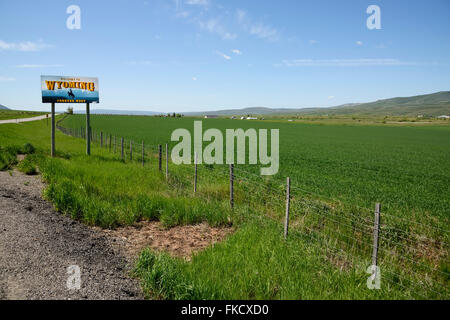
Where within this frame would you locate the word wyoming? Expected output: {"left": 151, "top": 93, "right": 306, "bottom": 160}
{"left": 45, "top": 79, "right": 95, "bottom": 92}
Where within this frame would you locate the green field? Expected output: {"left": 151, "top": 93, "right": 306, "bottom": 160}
{"left": 0, "top": 115, "right": 449, "bottom": 299}
{"left": 62, "top": 114, "right": 450, "bottom": 220}
{"left": 0, "top": 109, "right": 46, "bottom": 120}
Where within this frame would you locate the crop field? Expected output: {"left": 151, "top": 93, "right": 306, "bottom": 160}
{"left": 1, "top": 115, "right": 449, "bottom": 299}
{"left": 62, "top": 114, "right": 450, "bottom": 220}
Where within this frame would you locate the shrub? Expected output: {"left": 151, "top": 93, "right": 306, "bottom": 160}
{"left": 134, "top": 249, "right": 199, "bottom": 299}
{"left": 0, "top": 147, "right": 18, "bottom": 170}
{"left": 17, "top": 157, "right": 37, "bottom": 175}
{"left": 22, "top": 143, "right": 35, "bottom": 154}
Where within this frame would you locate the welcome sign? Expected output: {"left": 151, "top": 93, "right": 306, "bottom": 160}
{"left": 41, "top": 75, "right": 99, "bottom": 103}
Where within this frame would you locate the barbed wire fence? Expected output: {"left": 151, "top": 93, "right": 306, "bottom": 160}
{"left": 55, "top": 121, "right": 449, "bottom": 300}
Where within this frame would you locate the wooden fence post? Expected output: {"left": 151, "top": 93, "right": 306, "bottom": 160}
{"left": 284, "top": 177, "right": 291, "bottom": 240}
{"left": 158, "top": 144, "right": 162, "bottom": 171}
{"left": 142, "top": 141, "right": 144, "bottom": 166}
{"left": 194, "top": 152, "right": 198, "bottom": 193}
{"left": 130, "top": 140, "right": 133, "bottom": 161}
{"left": 114, "top": 136, "right": 116, "bottom": 153}
{"left": 121, "top": 137, "right": 124, "bottom": 160}
{"left": 165, "top": 143, "right": 168, "bottom": 179}
{"left": 109, "top": 134, "right": 112, "bottom": 151}
{"left": 100, "top": 132, "right": 103, "bottom": 147}
{"left": 372, "top": 203, "right": 381, "bottom": 268}
{"left": 229, "top": 164, "right": 234, "bottom": 209}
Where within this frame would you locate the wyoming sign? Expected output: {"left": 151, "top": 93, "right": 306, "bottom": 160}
{"left": 41, "top": 75, "right": 99, "bottom": 103}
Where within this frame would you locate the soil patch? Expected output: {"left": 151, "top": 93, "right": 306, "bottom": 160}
{"left": 103, "top": 221, "right": 233, "bottom": 261}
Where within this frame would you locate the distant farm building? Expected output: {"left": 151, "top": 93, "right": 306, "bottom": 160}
{"left": 204, "top": 115, "right": 219, "bottom": 119}
{"left": 246, "top": 117, "right": 258, "bottom": 120}
{"left": 437, "top": 115, "right": 449, "bottom": 119}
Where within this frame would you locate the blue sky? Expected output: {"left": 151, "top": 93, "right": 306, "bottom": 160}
{"left": 0, "top": 0, "right": 449, "bottom": 112}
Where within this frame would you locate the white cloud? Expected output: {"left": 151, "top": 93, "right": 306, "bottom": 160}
{"left": 277, "top": 59, "right": 416, "bottom": 67}
{"left": 309, "top": 40, "right": 318, "bottom": 45}
{"left": 222, "top": 32, "right": 237, "bottom": 40}
{"left": 236, "top": 9, "right": 246, "bottom": 24}
{"left": 125, "top": 60, "right": 157, "bottom": 66}
{"left": 0, "top": 76, "right": 16, "bottom": 81}
{"left": 215, "top": 51, "right": 231, "bottom": 60}
{"left": 175, "top": 11, "right": 190, "bottom": 19}
{"left": 236, "top": 9, "right": 278, "bottom": 41}
{"left": 186, "top": 0, "right": 209, "bottom": 5}
{"left": 192, "top": 77, "right": 197, "bottom": 81}
{"left": 0, "top": 40, "right": 51, "bottom": 52}
{"left": 13, "top": 64, "right": 63, "bottom": 68}
{"left": 199, "top": 18, "right": 237, "bottom": 40}
{"left": 328, "top": 96, "right": 335, "bottom": 100}
{"left": 249, "top": 23, "right": 278, "bottom": 41}
{"left": 231, "top": 49, "right": 242, "bottom": 55}
{"left": 356, "top": 41, "right": 363, "bottom": 46}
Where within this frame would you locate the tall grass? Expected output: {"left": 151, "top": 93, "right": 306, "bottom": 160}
{"left": 135, "top": 217, "right": 404, "bottom": 300}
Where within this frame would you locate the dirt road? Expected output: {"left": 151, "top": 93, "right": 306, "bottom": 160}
{"left": 0, "top": 114, "right": 53, "bottom": 125}
{"left": 0, "top": 170, "right": 142, "bottom": 300}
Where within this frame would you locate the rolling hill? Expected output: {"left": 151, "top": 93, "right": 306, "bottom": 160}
{"left": 0, "top": 104, "right": 9, "bottom": 110}
{"left": 186, "top": 91, "right": 450, "bottom": 117}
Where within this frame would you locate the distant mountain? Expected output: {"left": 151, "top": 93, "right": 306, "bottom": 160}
{"left": 69, "top": 91, "right": 450, "bottom": 117}
{"left": 74, "top": 109, "right": 163, "bottom": 116}
{"left": 318, "top": 91, "right": 450, "bottom": 116}
{"left": 185, "top": 91, "right": 450, "bottom": 117}
{"left": 0, "top": 104, "right": 9, "bottom": 110}
{"left": 185, "top": 107, "right": 300, "bottom": 116}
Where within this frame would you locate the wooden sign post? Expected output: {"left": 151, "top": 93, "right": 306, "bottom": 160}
{"left": 51, "top": 102, "right": 55, "bottom": 157}
{"left": 86, "top": 102, "right": 91, "bottom": 155}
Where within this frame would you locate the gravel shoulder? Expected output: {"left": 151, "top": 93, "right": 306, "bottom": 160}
{"left": 0, "top": 169, "right": 143, "bottom": 300}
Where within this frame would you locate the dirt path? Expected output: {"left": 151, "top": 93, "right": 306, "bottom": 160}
{"left": 0, "top": 170, "right": 142, "bottom": 300}
{"left": 0, "top": 114, "right": 53, "bottom": 125}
